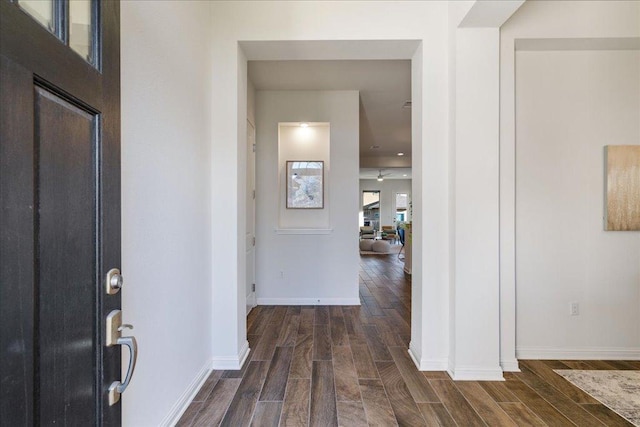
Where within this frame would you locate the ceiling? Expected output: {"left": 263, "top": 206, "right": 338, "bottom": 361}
{"left": 248, "top": 60, "right": 412, "bottom": 169}
{"left": 359, "top": 168, "right": 412, "bottom": 180}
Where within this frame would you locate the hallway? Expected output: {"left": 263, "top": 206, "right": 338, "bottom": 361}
{"left": 177, "top": 255, "right": 634, "bottom": 426}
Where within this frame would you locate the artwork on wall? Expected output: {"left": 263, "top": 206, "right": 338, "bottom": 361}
{"left": 604, "top": 145, "right": 640, "bottom": 231}
{"left": 286, "top": 161, "right": 324, "bottom": 209}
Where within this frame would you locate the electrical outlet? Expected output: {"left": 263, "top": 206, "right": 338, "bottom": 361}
{"left": 570, "top": 302, "right": 579, "bottom": 316}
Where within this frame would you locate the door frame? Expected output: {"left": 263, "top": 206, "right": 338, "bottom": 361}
{"left": 246, "top": 119, "right": 257, "bottom": 315}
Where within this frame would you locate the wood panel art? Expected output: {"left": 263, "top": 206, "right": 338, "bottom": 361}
{"left": 605, "top": 145, "right": 640, "bottom": 231}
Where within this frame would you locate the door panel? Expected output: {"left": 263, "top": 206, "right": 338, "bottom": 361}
{"left": 0, "top": 0, "right": 122, "bottom": 425}
{"left": 36, "top": 88, "right": 97, "bottom": 424}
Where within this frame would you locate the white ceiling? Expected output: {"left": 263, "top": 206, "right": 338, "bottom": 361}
{"left": 248, "top": 60, "right": 412, "bottom": 164}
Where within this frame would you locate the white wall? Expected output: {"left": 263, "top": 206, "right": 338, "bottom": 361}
{"left": 359, "top": 179, "right": 412, "bottom": 227}
{"left": 450, "top": 27, "right": 503, "bottom": 379}
{"left": 500, "top": 0, "right": 640, "bottom": 360}
{"left": 256, "top": 91, "right": 360, "bottom": 305}
{"left": 121, "top": 1, "right": 212, "bottom": 425}
{"left": 515, "top": 50, "right": 640, "bottom": 358}
{"left": 279, "top": 125, "right": 331, "bottom": 229}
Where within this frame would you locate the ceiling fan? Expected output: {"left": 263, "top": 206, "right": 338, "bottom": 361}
{"left": 376, "top": 169, "right": 392, "bottom": 182}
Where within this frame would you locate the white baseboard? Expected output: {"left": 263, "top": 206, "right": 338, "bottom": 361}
{"left": 211, "top": 340, "right": 251, "bottom": 370}
{"left": 159, "top": 361, "right": 211, "bottom": 427}
{"left": 501, "top": 358, "right": 521, "bottom": 372}
{"left": 408, "top": 341, "right": 448, "bottom": 370}
{"left": 447, "top": 365, "right": 505, "bottom": 381}
{"left": 516, "top": 347, "right": 640, "bottom": 360}
{"left": 408, "top": 343, "right": 421, "bottom": 369}
{"left": 256, "top": 297, "right": 361, "bottom": 306}
{"left": 246, "top": 291, "right": 256, "bottom": 316}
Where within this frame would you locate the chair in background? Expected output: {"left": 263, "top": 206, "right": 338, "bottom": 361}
{"left": 397, "top": 228, "right": 405, "bottom": 259}
{"left": 381, "top": 225, "right": 398, "bottom": 243}
{"left": 360, "top": 226, "right": 375, "bottom": 239}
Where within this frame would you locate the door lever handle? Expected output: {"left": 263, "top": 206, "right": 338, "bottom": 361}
{"left": 109, "top": 335, "right": 137, "bottom": 406}
{"left": 105, "top": 310, "right": 138, "bottom": 406}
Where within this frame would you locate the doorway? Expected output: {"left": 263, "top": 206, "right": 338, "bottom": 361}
{"left": 210, "top": 38, "right": 447, "bottom": 373}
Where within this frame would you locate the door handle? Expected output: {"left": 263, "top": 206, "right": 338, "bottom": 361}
{"left": 106, "top": 310, "right": 138, "bottom": 406}
{"left": 109, "top": 335, "right": 137, "bottom": 406}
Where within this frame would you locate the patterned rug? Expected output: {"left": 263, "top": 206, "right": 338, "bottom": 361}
{"left": 555, "top": 370, "right": 640, "bottom": 426}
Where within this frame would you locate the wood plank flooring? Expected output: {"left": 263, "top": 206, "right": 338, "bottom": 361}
{"left": 178, "top": 253, "right": 637, "bottom": 426}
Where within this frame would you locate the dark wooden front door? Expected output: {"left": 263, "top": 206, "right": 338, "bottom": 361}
{"left": 1, "top": 0, "right": 122, "bottom": 425}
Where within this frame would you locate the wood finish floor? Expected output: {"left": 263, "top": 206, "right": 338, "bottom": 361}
{"left": 177, "top": 254, "right": 637, "bottom": 426}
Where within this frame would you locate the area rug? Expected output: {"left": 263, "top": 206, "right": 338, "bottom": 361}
{"left": 359, "top": 245, "right": 403, "bottom": 255}
{"left": 554, "top": 370, "right": 640, "bottom": 426}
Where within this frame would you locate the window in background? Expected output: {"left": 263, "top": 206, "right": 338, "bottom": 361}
{"left": 362, "top": 191, "right": 380, "bottom": 230}
{"left": 396, "top": 192, "right": 408, "bottom": 224}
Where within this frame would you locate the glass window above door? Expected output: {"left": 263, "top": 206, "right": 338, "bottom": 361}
{"left": 15, "top": 0, "right": 98, "bottom": 67}
{"left": 69, "top": 0, "right": 94, "bottom": 64}
{"left": 17, "top": 0, "right": 57, "bottom": 34}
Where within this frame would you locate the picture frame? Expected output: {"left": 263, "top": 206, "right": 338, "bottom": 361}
{"left": 286, "top": 160, "right": 324, "bottom": 209}
{"left": 604, "top": 145, "right": 640, "bottom": 231}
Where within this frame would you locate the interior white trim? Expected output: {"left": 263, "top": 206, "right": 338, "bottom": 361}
{"left": 415, "top": 358, "right": 449, "bottom": 371}
{"left": 274, "top": 228, "right": 333, "bottom": 235}
{"left": 246, "top": 291, "right": 256, "bottom": 315}
{"left": 409, "top": 342, "right": 448, "bottom": 371}
{"left": 211, "top": 340, "right": 251, "bottom": 370}
{"left": 515, "top": 37, "right": 640, "bottom": 51}
{"left": 448, "top": 366, "right": 505, "bottom": 381}
{"left": 501, "top": 358, "right": 521, "bottom": 372}
{"left": 239, "top": 40, "right": 422, "bottom": 61}
{"left": 516, "top": 347, "right": 640, "bottom": 360}
{"left": 256, "top": 297, "right": 360, "bottom": 306}
{"left": 159, "top": 361, "right": 211, "bottom": 427}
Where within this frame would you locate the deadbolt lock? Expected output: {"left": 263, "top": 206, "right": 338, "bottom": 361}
{"left": 106, "top": 268, "right": 123, "bottom": 295}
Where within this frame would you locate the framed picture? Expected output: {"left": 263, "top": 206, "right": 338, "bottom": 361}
{"left": 286, "top": 160, "right": 324, "bottom": 209}
{"left": 605, "top": 145, "right": 640, "bottom": 231}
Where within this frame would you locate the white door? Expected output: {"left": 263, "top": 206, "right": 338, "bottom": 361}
{"left": 246, "top": 120, "right": 257, "bottom": 314}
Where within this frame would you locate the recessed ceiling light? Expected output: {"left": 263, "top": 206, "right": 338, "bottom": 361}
{"left": 403, "top": 174, "right": 407, "bottom": 177}
{"left": 397, "top": 152, "right": 404, "bottom": 156}
{"left": 300, "top": 123, "right": 308, "bottom": 128}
